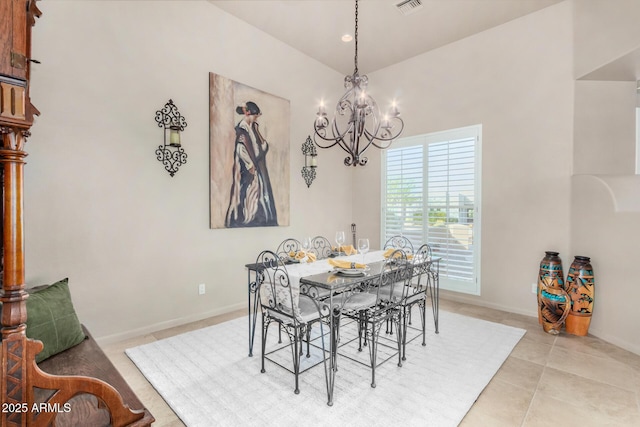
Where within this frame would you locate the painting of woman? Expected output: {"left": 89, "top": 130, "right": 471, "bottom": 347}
{"left": 209, "top": 72, "right": 289, "bottom": 229}
{"left": 225, "top": 102, "right": 278, "bottom": 227}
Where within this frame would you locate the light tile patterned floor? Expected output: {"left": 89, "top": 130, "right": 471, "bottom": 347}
{"left": 103, "top": 300, "right": 640, "bottom": 427}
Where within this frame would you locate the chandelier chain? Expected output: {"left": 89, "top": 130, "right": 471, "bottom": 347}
{"left": 354, "top": 0, "right": 359, "bottom": 74}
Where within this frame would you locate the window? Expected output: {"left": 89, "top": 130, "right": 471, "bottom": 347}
{"left": 382, "top": 125, "right": 482, "bottom": 295}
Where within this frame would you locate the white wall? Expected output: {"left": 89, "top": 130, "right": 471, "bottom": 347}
{"left": 355, "top": 2, "right": 574, "bottom": 316}
{"left": 574, "top": 0, "right": 640, "bottom": 79}
{"left": 26, "top": 0, "right": 352, "bottom": 341}
{"left": 573, "top": 81, "right": 636, "bottom": 175}
{"left": 571, "top": 175, "right": 640, "bottom": 354}
{"left": 569, "top": 0, "right": 640, "bottom": 353}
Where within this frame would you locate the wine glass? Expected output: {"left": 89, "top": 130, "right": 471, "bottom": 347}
{"left": 335, "top": 231, "right": 345, "bottom": 254}
{"left": 302, "top": 236, "right": 311, "bottom": 254}
{"left": 358, "top": 238, "right": 370, "bottom": 264}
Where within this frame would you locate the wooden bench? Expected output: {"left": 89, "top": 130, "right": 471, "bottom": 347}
{"left": 31, "top": 326, "right": 154, "bottom": 426}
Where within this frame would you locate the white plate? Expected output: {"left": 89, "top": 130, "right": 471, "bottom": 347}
{"left": 334, "top": 267, "right": 368, "bottom": 276}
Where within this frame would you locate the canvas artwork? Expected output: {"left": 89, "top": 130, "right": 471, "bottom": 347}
{"left": 209, "top": 72, "right": 290, "bottom": 229}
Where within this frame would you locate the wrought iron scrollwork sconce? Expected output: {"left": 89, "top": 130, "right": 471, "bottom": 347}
{"left": 301, "top": 135, "right": 317, "bottom": 188}
{"left": 155, "top": 99, "right": 187, "bottom": 177}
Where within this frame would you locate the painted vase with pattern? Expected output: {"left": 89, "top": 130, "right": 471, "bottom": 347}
{"left": 564, "top": 256, "right": 595, "bottom": 336}
{"left": 537, "top": 251, "right": 571, "bottom": 334}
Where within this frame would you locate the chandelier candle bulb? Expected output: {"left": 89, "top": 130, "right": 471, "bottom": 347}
{"left": 382, "top": 115, "right": 391, "bottom": 129}
{"left": 357, "top": 91, "right": 367, "bottom": 107}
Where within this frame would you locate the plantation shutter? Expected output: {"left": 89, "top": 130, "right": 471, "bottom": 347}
{"left": 426, "top": 137, "right": 476, "bottom": 284}
{"left": 382, "top": 126, "right": 481, "bottom": 295}
{"left": 383, "top": 145, "right": 424, "bottom": 249}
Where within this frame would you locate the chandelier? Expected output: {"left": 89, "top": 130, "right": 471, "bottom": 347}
{"left": 313, "top": 0, "right": 404, "bottom": 167}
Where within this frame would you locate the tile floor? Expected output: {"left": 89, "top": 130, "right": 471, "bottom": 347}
{"left": 103, "top": 300, "right": 640, "bottom": 426}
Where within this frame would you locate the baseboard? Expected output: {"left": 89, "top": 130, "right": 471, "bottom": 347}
{"left": 439, "top": 291, "right": 539, "bottom": 318}
{"left": 586, "top": 326, "right": 640, "bottom": 356}
{"left": 439, "top": 292, "right": 640, "bottom": 356}
{"left": 95, "top": 302, "right": 246, "bottom": 346}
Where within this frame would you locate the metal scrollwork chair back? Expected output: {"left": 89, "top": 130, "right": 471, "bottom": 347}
{"left": 255, "top": 250, "right": 329, "bottom": 395}
{"left": 276, "top": 238, "right": 301, "bottom": 260}
{"left": 383, "top": 235, "right": 415, "bottom": 255}
{"left": 308, "top": 235, "right": 333, "bottom": 259}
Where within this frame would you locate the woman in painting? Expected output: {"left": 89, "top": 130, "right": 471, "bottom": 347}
{"left": 225, "top": 101, "right": 278, "bottom": 228}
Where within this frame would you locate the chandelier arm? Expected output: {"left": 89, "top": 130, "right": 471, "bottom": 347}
{"left": 313, "top": 121, "right": 355, "bottom": 157}
{"left": 315, "top": 114, "right": 354, "bottom": 143}
{"left": 316, "top": 134, "right": 357, "bottom": 162}
{"left": 338, "top": 137, "right": 357, "bottom": 157}
{"left": 312, "top": 133, "right": 341, "bottom": 149}
{"left": 313, "top": 110, "right": 354, "bottom": 145}
{"left": 365, "top": 119, "right": 405, "bottom": 143}
{"left": 370, "top": 139, "right": 394, "bottom": 150}
{"left": 358, "top": 133, "right": 376, "bottom": 153}
{"left": 335, "top": 119, "right": 358, "bottom": 158}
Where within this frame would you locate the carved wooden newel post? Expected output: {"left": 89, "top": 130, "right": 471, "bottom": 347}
{"left": 1, "top": 0, "right": 40, "bottom": 424}
{"left": 0, "top": 128, "right": 30, "bottom": 427}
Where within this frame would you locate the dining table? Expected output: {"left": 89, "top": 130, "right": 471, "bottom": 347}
{"left": 244, "top": 249, "right": 440, "bottom": 405}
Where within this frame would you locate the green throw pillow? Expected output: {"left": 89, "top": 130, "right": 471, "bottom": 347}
{"left": 26, "top": 278, "right": 86, "bottom": 363}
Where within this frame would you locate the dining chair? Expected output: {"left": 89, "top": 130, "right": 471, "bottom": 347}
{"left": 276, "top": 238, "right": 301, "bottom": 260}
{"left": 383, "top": 235, "right": 415, "bottom": 255}
{"left": 341, "top": 249, "right": 409, "bottom": 388}
{"left": 381, "top": 235, "right": 415, "bottom": 337}
{"left": 275, "top": 236, "right": 332, "bottom": 355}
{"left": 385, "top": 243, "right": 434, "bottom": 361}
{"left": 308, "top": 235, "right": 333, "bottom": 259}
{"left": 256, "top": 250, "right": 330, "bottom": 395}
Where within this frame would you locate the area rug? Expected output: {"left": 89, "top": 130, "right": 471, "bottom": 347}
{"left": 126, "top": 310, "right": 525, "bottom": 427}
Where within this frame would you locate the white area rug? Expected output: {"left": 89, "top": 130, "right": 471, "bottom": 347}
{"left": 126, "top": 310, "right": 525, "bottom": 427}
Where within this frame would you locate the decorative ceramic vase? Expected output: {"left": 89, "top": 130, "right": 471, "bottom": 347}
{"left": 537, "top": 252, "right": 565, "bottom": 324}
{"left": 537, "top": 251, "right": 571, "bottom": 334}
{"left": 564, "top": 256, "right": 595, "bottom": 336}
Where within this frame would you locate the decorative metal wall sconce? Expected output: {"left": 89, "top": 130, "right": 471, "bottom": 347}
{"left": 155, "top": 99, "right": 187, "bottom": 177}
{"left": 301, "top": 135, "right": 317, "bottom": 187}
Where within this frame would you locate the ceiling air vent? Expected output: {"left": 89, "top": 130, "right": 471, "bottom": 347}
{"left": 395, "top": 0, "right": 423, "bottom": 16}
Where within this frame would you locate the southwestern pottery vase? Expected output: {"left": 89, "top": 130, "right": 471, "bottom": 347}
{"left": 564, "top": 256, "right": 595, "bottom": 336}
{"left": 537, "top": 251, "right": 571, "bottom": 334}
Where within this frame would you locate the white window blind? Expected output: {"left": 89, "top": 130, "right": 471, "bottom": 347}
{"left": 383, "top": 145, "right": 424, "bottom": 249}
{"left": 427, "top": 138, "right": 475, "bottom": 284}
{"left": 382, "top": 126, "right": 481, "bottom": 295}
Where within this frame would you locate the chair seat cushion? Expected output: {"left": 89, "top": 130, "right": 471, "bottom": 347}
{"left": 337, "top": 292, "right": 378, "bottom": 311}
{"left": 372, "top": 285, "right": 425, "bottom": 305}
{"left": 266, "top": 296, "right": 328, "bottom": 324}
{"left": 298, "top": 297, "right": 330, "bottom": 323}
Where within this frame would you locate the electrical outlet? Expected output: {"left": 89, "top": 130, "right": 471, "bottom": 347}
{"left": 198, "top": 283, "right": 206, "bottom": 295}
{"left": 531, "top": 283, "right": 537, "bottom": 294}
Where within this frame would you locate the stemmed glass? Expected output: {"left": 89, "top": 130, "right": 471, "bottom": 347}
{"left": 358, "top": 238, "right": 370, "bottom": 265}
{"left": 302, "top": 236, "right": 311, "bottom": 254}
{"left": 335, "top": 231, "right": 345, "bottom": 254}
